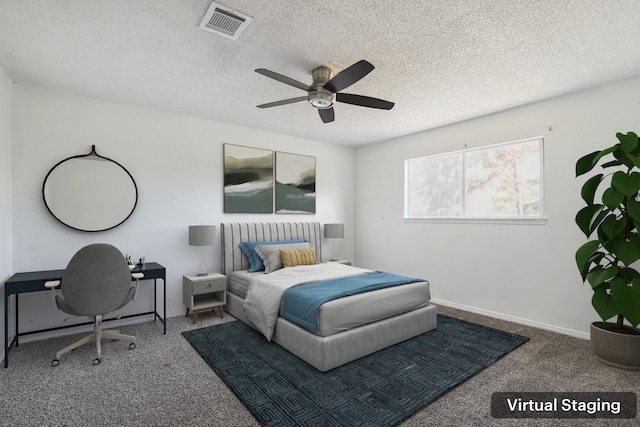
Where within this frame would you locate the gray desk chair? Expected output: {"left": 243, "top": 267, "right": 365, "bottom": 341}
{"left": 44, "top": 243, "right": 144, "bottom": 366}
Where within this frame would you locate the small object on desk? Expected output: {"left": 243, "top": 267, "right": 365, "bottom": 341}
{"left": 183, "top": 273, "right": 226, "bottom": 324}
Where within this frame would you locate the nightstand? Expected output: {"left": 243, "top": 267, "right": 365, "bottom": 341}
{"left": 183, "top": 273, "right": 227, "bottom": 324}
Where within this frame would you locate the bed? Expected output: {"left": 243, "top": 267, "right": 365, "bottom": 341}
{"left": 221, "top": 222, "right": 437, "bottom": 372}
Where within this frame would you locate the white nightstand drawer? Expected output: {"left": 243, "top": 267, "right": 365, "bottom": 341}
{"left": 192, "top": 277, "right": 226, "bottom": 295}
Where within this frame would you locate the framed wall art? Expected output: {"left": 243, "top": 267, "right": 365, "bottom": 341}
{"left": 275, "top": 151, "right": 316, "bottom": 214}
{"left": 223, "top": 144, "right": 273, "bottom": 213}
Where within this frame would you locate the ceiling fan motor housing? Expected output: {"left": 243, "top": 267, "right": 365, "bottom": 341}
{"left": 308, "top": 66, "right": 335, "bottom": 109}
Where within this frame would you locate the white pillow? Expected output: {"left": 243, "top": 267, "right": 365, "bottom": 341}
{"left": 254, "top": 242, "right": 312, "bottom": 273}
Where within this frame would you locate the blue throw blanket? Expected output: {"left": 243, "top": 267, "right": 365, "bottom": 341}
{"left": 280, "top": 272, "right": 423, "bottom": 333}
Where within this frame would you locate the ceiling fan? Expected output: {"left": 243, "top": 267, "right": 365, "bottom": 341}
{"left": 255, "top": 60, "right": 394, "bottom": 123}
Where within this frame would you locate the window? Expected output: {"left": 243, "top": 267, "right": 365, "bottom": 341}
{"left": 404, "top": 137, "right": 543, "bottom": 220}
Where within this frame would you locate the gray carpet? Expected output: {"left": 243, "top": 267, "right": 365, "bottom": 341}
{"left": 1, "top": 306, "right": 638, "bottom": 426}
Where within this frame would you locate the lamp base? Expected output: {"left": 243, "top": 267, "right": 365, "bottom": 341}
{"left": 330, "top": 240, "right": 338, "bottom": 262}
{"left": 196, "top": 250, "right": 208, "bottom": 276}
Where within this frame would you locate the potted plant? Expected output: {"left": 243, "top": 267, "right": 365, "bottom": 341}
{"left": 575, "top": 131, "right": 640, "bottom": 370}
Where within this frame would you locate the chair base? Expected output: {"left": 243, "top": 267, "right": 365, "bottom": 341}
{"left": 52, "top": 321, "right": 136, "bottom": 366}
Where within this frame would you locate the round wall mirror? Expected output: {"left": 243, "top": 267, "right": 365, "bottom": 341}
{"left": 43, "top": 146, "right": 138, "bottom": 232}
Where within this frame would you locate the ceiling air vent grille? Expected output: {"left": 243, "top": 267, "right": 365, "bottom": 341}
{"left": 199, "top": 2, "right": 253, "bottom": 41}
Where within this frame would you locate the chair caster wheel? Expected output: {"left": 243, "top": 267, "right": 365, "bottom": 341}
{"left": 93, "top": 358, "right": 101, "bottom": 365}
{"left": 51, "top": 359, "right": 59, "bottom": 367}
{"left": 129, "top": 342, "right": 136, "bottom": 350}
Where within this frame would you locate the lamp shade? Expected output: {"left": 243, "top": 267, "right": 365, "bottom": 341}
{"left": 324, "top": 223, "right": 344, "bottom": 239}
{"left": 189, "top": 225, "right": 216, "bottom": 246}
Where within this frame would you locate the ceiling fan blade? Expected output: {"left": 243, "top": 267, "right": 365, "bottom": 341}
{"left": 255, "top": 69, "right": 311, "bottom": 92}
{"left": 257, "top": 96, "right": 308, "bottom": 108}
{"left": 336, "top": 93, "right": 395, "bottom": 110}
{"left": 323, "top": 60, "right": 374, "bottom": 93}
{"left": 318, "top": 107, "right": 335, "bottom": 123}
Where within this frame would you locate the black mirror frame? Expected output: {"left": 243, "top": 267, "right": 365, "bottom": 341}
{"left": 42, "top": 145, "right": 139, "bottom": 232}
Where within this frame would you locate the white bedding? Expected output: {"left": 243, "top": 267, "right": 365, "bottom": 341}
{"left": 243, "top": 262, "right": 372, "bottom": 341}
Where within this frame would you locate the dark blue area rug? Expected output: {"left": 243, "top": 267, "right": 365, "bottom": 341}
{"left": 182, "top": 314, "right": 529, "bottom": 426}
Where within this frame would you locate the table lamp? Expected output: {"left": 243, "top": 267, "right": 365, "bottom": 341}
{"left": 324, "top": 223, "right": 344, "bottom": 262}
{"left": 189, "top": 225, "right": 216, "bottom": 276}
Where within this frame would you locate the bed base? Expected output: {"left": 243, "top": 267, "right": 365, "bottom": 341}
{"left": 225, "top": 291, "right": 438, "bottom": 372}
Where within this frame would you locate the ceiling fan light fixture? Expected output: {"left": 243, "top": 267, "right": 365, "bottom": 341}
{"left": 308, "top": 91, "right": 334, "bottom": 109}
{"left": 309, "top": 98, "right": 333, "bottom": 109}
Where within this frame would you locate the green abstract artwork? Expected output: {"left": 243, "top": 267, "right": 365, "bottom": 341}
{"left": 275, "top": 151, "right": 316, "bottom": 214}
{"left": 224, "top": 144, "right": 273, "bottom": 213}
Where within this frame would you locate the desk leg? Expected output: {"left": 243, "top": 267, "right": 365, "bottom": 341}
{"left": 4, "top": 292, "right": 8, "bottom": 368}
{"left": 153, "top": 278, "right": 157, "bottom": 323}
{"left": 15, "top": 293, "right": 19, "bottom": 347}
{"left": 152, "top": 278, "right": 166, "bottom": 335}
{"left": 3, "top": 293, "right": 18, "bottom": 368}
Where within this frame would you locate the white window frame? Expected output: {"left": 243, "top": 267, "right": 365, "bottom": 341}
{"left": 404, "top": 136, "right": 546, "bottom": 224}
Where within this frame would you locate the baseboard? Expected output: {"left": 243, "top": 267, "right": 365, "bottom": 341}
{"left": 431, "top": 298, "right": 590, "bottom": 340}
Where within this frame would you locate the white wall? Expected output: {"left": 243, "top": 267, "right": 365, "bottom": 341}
{"left": 355, "top": 76, "right": 640, "bottom": 338}
{"left": 10, "top": 85, "right": 355, "bottom": 339}
{"left": 0, "top": 65, "right": 12, "bottom": 360}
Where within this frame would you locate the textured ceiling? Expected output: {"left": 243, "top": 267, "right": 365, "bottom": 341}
{"left": 1, "top": 0, "right": 640, "bottom": 147}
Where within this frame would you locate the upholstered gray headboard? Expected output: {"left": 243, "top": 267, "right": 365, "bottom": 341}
{"left": 221, "top": 222, "right": 322, "bottom": 275}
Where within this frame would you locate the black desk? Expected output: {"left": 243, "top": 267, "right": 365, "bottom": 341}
{"left": 3, "top": 262, "right": 166, "bottom": 368}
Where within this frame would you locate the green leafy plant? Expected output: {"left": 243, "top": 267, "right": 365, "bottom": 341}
{"left": 575, "top": 131, "right": 640, "bottom": 330}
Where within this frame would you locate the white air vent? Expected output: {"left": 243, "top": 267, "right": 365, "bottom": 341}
{"left": 199, "top": 2, "right": 253, "bottom": 41}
